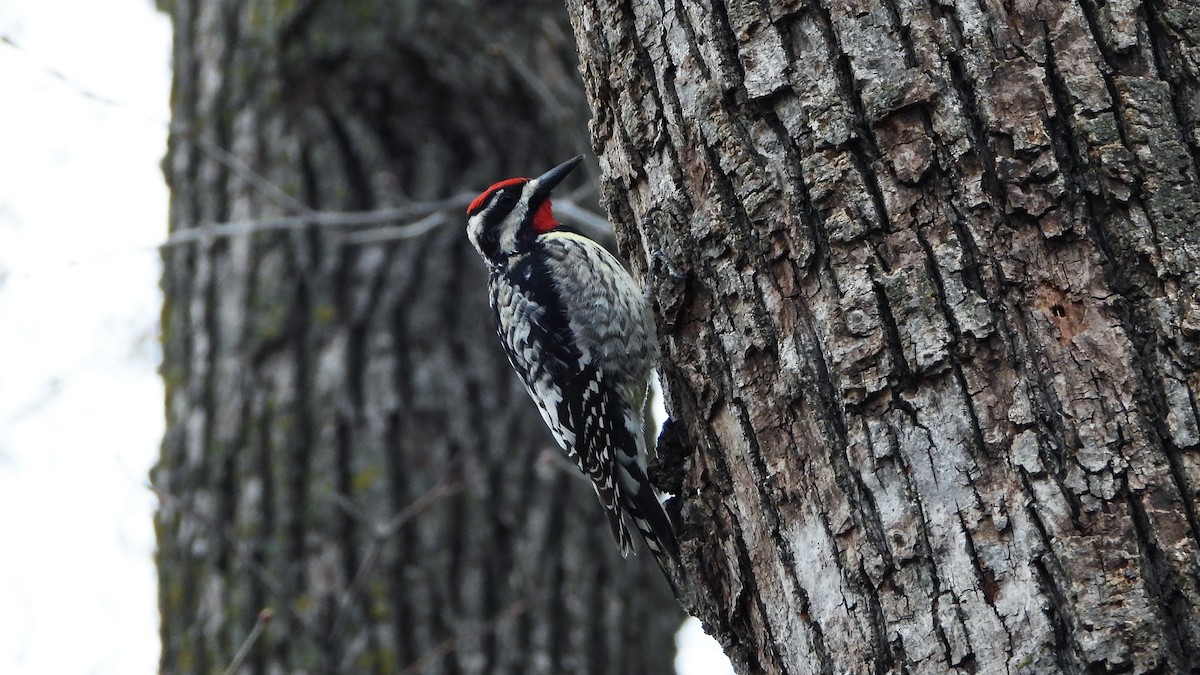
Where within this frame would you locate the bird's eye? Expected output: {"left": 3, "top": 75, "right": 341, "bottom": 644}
{"left": 495, "top": 192, "right": 516, "bottom": 209}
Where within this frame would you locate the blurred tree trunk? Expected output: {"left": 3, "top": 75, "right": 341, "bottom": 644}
{"left": 566, "top": 0, "right": 1200, "bottom": 672}
{"left": 154, "top": 1, "right": 680, "bottom": 673}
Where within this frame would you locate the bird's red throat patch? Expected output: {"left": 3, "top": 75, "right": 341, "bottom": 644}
{"left": 531, "top": 201, "right": 558, "bottom": 233}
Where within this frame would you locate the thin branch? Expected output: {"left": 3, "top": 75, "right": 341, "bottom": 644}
{"left": 2, "top": 34, "right": 154, "bottom": 114}
{"left": 398, "top": 600, "right": 530, "bottom": 675}
{"left": 222, "top": 608, "right": 274, "bottom": 675}
{"left": 555, "top": 200, "right": 613, "bottom": 238}
{"left": 151, "top": 487, "right": 321, "bottom": 639}
{"left": 169, "top": 122, "right": 314, "bottom": 217}
{"left": 3, "top": 35, "right": 611, "bottom": 252}
{"left": 328, "top": 475, "right": 463, "bottom": 540}
{"left": 377, "top": 477, "right": 464, "bottom": 538}
{"left": 161, "top": 195, "right": 612, "bottom": 248}
{"left": 159, "top": 194, "right": 474, "bottom": 248}
{"left": 328, "top": 477, "right": 464, "bottom": 636}
{"left": 340, "top": 212, "right": 447, "bottom": 245}
{"left": 493, "top": 43, "right": 569, "bottom": 121}
{"left": 2, "top": 34, "right": 313, "bottom": 217}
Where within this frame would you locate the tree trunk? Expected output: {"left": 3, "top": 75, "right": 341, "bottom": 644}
{"left": 565, "top": 0, "right": 1200, "bottom": 672}
{"left": 154, "top": 1, "right": 680, "bottom": 673}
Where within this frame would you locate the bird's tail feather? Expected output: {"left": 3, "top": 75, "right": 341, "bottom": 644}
{"left": 615, "top": 459, "right": 682, "bottom": 595}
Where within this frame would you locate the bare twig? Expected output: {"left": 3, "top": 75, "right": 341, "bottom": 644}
{"left": 339, "top": 212, "right": 448, "bottom": 245}
{"left": 3, "top": 34, "right": 612, "bottom": 253}
{"left": 2, "top": 34, "right": 146, "bottom": 112}
{"left": 161, "top": 195, "right": 613, "bottom": 248}
{"left": 222, "top": 608, "right": 274, "bottom": 675}
{"left": 377, "top": 478, "right": 464, "bottom": 538}
{"left": 399, "top": 600, "right": 530, "bottom": 675}
{"left": 555, "top": 200, "right": 613, "bottom": 238}
{"left": 328, "top": 477, "right": 464, "bottom": 636}
{"left": 493, "top": 44, "right": 569, "bottom": 121}
{"left": 160, "top": 194, "right": 474, "bottom": 248}
{"left": 2, "top": 34, "right": 312, "bottom": 217}
{"left": 169, "top": 122, "right": 314, "bottom": 217}
{"left": 150, "top": 487, "right": 320, "bottom": 639}
{"left": 328, "top": 475, "right": 463, "bottom": 539}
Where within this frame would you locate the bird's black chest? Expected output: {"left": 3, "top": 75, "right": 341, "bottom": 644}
{"left": 507, "top": 254, "right": 542, "bottom": 288}
{"left": 489, "top": 253, "right": 578, "bottom": 369}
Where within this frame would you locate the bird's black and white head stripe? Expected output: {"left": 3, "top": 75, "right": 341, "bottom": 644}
{"left": 465, "top": 156, "right": 583, "bottom": 264}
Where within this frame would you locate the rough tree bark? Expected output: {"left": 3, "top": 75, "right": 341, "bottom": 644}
{"left": 565, "top": 0, "right": 1200, "bottom": 673}
{"left": 154, "top": 1, "right": 680, "bottom": 673}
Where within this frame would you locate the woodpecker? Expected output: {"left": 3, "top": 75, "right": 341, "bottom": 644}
{"left": 466, "top": 155, "right": 679, "bottom": 570}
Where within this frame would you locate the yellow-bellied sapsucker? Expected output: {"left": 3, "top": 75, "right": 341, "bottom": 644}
{"left": 466, "top": 156, "right": 679, "bottom": 570}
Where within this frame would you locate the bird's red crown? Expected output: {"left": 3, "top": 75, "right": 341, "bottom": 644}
{"left": 467, "top": 178, "right": 526, "bottom": 215}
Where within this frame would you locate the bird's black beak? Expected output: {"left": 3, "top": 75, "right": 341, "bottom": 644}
{"left": 531, "top": 155, "right": 583, "bottom": 201}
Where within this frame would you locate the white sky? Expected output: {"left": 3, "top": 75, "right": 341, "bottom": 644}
{"left": 0, "top": 0, "right": 169, "bottom": 673}
{"left": 0, "top": 2, "right": 732, "bottom": 673}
